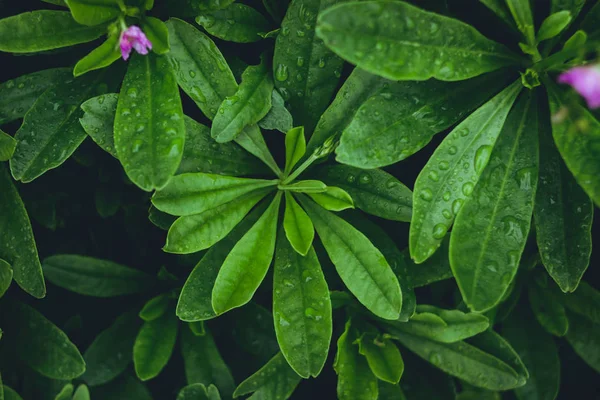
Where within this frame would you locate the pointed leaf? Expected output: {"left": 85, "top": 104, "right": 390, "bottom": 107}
{"left": 233, "top": 352, "right": 301, "bottom": 399}
{"left": 283, "top": 192, "right": 314, "bottom": 256}
{"left": 308, "top": 186, "right": 354, "bottom": 211}
{"left": 258, "top": 89, "right": 293, "bottom": 133}
{"left": 72, "top": 385, "right": 90, "bottom": 400}
{"left": 537, "top": 11, "right": 572, "bottom": 42}
{"left": 133, "top": 311, "right": 179, "bottom": 381}
{"left": 74, "top": 34, "right": 121, "bottom": 77}
{"left": 177, "top": 383, "right": 221, "bottom": 400}
{"left": 139, "top": 294, "right": 170, "bottom": 321}
{"left": 284, "top": 126, "right": 305, "bottom": 175}
{"left": 559, "top": 281, "right": 600, "bottom": 324}
{"left": 565, "top": 312, "right": 600, "bottom": 373}
{"left": 282, "top": 180, "right": 327, "bottom": 193}
{"left": 80, "top": 93, "right": 119, "bottom": 157}
{"left": 196, "top": 3, "right": 270, "bottom": 43}
{"left": 358, "top": 334, "right": 404, "bottom": 384}
{"left": 141, "top": 17, "right": 170, "bottom": 54}
{"left": 64, "top": 0, "right": 120, "bottom": 26}
{"left": 3, "top": 387, "right": 23, "bottom": 400}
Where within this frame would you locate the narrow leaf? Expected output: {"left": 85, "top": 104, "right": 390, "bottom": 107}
{"left": 284, "top": 126, "right": 305, "bottom": 175}
{"left": 283, "top": 192, "right": 314, "bottom": 256}
{"left": 308, "top": 187, "right": 354, "bottom": 211}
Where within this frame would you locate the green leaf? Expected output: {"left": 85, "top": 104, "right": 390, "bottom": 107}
{"left": 64, "top": 0, "right": 120, "bottom": 26}
{"left": 537, "top": 11, "right": 572, "bottom": 42}
{"left": 283, "top": 192, "right": 314, "bottom": 256}
{"left": 0, "top": 130, "right": 16, "bottom": 161}
{"left": 0, "top": 259, "right": 12, "bottom": 298}
{"left": 43, "top": 255, "right": 154, "bottom": 297}
{"left": 211, "top": 58, "right": 274, "bottom": 143}
{"left": 403, "top": 237, "right": 453, "bottom": 288}
{"left": 281, "top": 180, "right": 327, "bottom": 193}
{"left": 10, "top": 71, "right": 107, "bottom": 182}
{"left": 164, "top": 189, "right": 270, "bottom": 254}
{"left": 82, "top": 311, "right": 141, "bottom": 386}
{"left": 263, "top": 0, "right": 290, "bottom": 22}
{"left": 316, "top": 1, "right": 519, "bottom": 81}
{"left": 503, "top": 305, "right": 560, "bottom": 400}
{"left": 529, "top": 281, "right": 569, "bottom": 336}
{"left": 166, "top": 18, "right": 238, "bottom": 120}
{"left": 0, "top": 68, "right": 71, "bottom": 125}
{"left": 141, "top": 17, "right": 170, "bottom": 55}
{"left": 196, "top": 3, "right": 270, "bottom": 43}
{"left": 177, "top": 384, "right": 221, "bottom": 400}
{"left": 581, "top": 1, "right": 600, "bottom": 37}
{"left": 299, "top": 196, "right": 401, "bottom": 320}
{"left": 0, "top": 11, "right": 105, "bottom": 53}
{"left": 133, "top": 311, "right": 179, "bottom": 381}
{"left": 258, "top": 90, "right": 293, "bottom": 133}
{"left": 178, "top": 116, "right": 268, "bottom": 176}
{"left": 565, "top": 312, "right": 600, "bottom": 373}
{"left": 273, "top": 231, "right": 332, "bottom": 378}
{"left": 212, "top": 193, "right": 281, "bottom": 314}
{"left": 307, "top": 187, "right": 354, "bottom": 211}
{"left": 0, "top": 301, "right": 85, "bottom": 379}
{"left": 317, "top": 165, "right": 412, "bottom": 221}
{"left": 139, "top": 294, "right": 170, "bottom": 321}
{"left": 168, "top": 0, "right": 236, "bottom": 16}
{"left": 334, "top": 320, "right": 378, "bottom": 400}
{"left": 410, "top": 80, "right": 521, "bottom": 264}
{"left": 450, "top": 90, "right": 538, "bottom": 312}
{"left": 479, "top": 0, "right": 517, "bottom": 29}
{"left": 559, "top": 281, "right": 600, "bottom": 324}
{"left": 3, "top": 387, "right": 22, "bottom": 400}
{"left": 152, "top": 172, "right": 277, "bottom": 216}
{"left": 358, "top": 334, "right": 404, "bottom": 384}
{"left": 273, "top": 0, "right": 345, "bottom": 133}
{"left": 284, "top": 126, "right": 305, "bottom": 175}
{"left": 74, "top": 35, "right": 121, "bottom": 77}
{"left": 181, "top": 327, "right": 235, "bottom": 397}
{"left": 72, "top": 385, "right": 90, "bottom": 400}
{"left": 233, "top": 352, "right": 301, "bottom": 399}
{"left": 546, "top": 80, "right": 600, "bottom": 207}
{"left": 234, "top": 124, "right": 282, "bottom": 176}
{"left": 80, "top": 93, "right": 118, "bottom": 157}
{"left": 54, "top": 384, "right": 74, "bottom": 400}
{"left": 506, "top": 0, "right": 536, "bottom": 46}
{"left": 534, "top": 106, "right": 593, "bottom": 292}
{"left": 391, "top": 329, "right": 527, "bottom": 391}
{"left": 0, "top": 166, "right": 45, "bottom": 298}
{"left": 189, "top": 321, "right": 205, "bottom": 336}
{"left": 563, "top": 29, "right": 587, "bottom": 52}
{"left": 114, "top": 52, "right": 185, "bottom": 191}
{"left": 384, "top": 305, "right": 489, "bottom": 343}
{"left": 229, "top": 303, "right": 280, "bottom": 363}
{"left": 177, "top": 203, "right": 268, "bottom": 321}
{"left": 336, "top": 69, "right": 513, "bottom": 168}
{"left": 91, "top": 374, "right": 152, "bottom": 400}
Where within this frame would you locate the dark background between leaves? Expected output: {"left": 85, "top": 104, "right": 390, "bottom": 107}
{"left": 0, "top": 0, "right": 598, "bottom": 399}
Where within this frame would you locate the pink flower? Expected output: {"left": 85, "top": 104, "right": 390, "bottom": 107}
{"left": 120, "top": 25, "right": 152, "bottom": 61}
{"left": 558, "top": 65, "right": 600, "bottom": 109}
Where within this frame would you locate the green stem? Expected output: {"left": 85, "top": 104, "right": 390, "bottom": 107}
{"left": 533, "top": 40, "right": 600, "bottom": 72}
{"left": 282, "top": 154, "right": 318, "bottom": 185}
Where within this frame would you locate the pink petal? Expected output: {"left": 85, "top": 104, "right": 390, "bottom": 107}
{"left": 558, "top": 66, "right": 600, "bottom": 109}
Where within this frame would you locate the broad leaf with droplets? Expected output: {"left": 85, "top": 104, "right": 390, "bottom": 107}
{"left": 410, "top": 80, "right": 521, "bottom": 264}
{"left": 114, "top": 53, "right": 185, "bottom": 192}
{"left": 450, "top": 90, "right": 538, "bottom": 312}
{"left": 196, "top": 3, "right": 270, "bottom": 43}
{"left": 80, "top": 93, "right": 119, "bottom": 157}
{"left": 316, "top": 1, "right": 520, "bottom": 82}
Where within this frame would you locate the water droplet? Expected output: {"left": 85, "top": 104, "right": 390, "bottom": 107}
{"left": 458, "top": 128, "right": 470, "bottom": 137}
{"left": 346, "top": 174, "right": 356, "bottom": 183}
{"left": 17, "top": 82, "right": 25, "bottom": 89}
{"left": 278, "top": 313, "right": 290, "bottom": 327}
{"left": 283, "top": 279, "right": 295, "bottom": 288}
{"left": 486, "top": 263, "right": 498, "bottom": 273}
{"left": 295, "top": 73, "right": 303, "bottom": 82}
{"left": 430, "top": 22, "right": 439, "bottom": 33}
{"left": 305, "top": 307, "right": 321, "bottom": 320}
{"left": 432, "top": 223, "right": 448, "bottom": 239}
{"left": 198, "top": 15, "right": 215, "bottom": 27}
{"left": 438, "top": 161, "right": 449, "bottom": 171}
{"left": 358, "top": 172, "right": 372, "bottom": 184}
{"left": 429, "top": 352, "right": 442, "bottom": 365}
{"left": 428, "top": 171, "right": 439, "bottom": 182}
{"left": 127, "top": 87, "right": 138, "bottom": 98}
{"left": 516, "top": 167, "right": 535, "bottom": 190}
{"left": 386, "top": 180, "right": 397, "bottom": 189}
{"left": 296, "top": 29, "right": 306, "bottom": 37}
{"left": 296, "top": 56, "right": 305, "bottom": 67}
{"left": 462, "top": 182, "right": 474, "bottom": 196}
{"left": 121, "top": 108, "right": 131, "bottom": 117}
{"left": 302, "top": 270, "right": 312, "bottom": 282}
{"left": 442, "top": 191, "right": 451, "bottom": 201}
{"left": 281, "top": 26, "right": 290, "bottom": 36}
{"left": 448, "top": 146, "right": 458, "bottom": 155}
{"left": 420, "top": 188, "right": 433, "bottom": 201}
{"left": 132, "top": 139, "right": 143, "bottom": 153}
{"left": 452, "top": 199, "right": 463, "bottom": 214}
{"left": 501, "top": 272, "right": 512, "bottom": 285}
{"left": 226, "top": 19, "right": 236, "bottom": 25}
{"left": 405, "top": 17, "right": 415, "bottom": 29}
{"left": 98, "top": 96, "right": 105, "bottom": 105}
{"left": 502, "top": 216, "right": 524, "bottom": 242}
{"left": 442, "top": 209, "right": 452, "bottom": 219}
{"left": 189, "top": 70, "right": 197, "bottom": 78}
{"left": 275, "top": 64, "right": 289, "bottom": 82}
{"left": 474, "top": 145, "right": 492, "bottom": 174}
{"left": 318, "top": 58, "right": 326, "bottom": 68}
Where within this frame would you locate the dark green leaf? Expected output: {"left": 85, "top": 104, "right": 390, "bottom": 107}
{"left": 72, "top": 385, "right": 90, "bottom": 400}
{"left": 64, "top": 0, "right": 120, "bottom": 26}
{"left": 262, "top": 0, "right": 290, "bottom": 22}
{"left": 559, "top": 281, "right": 600, "bottom": 324}
{"left": 0, "top": 11, "right": 105, "bottom": 53}
{"left": 133, "top": 311, "right": 179, "bottom": 381}
{"left": 316, "top": 1, "right": 519, "bottom": 81}
{"left": 54, "top": 384, "right": 74, "bottom": 400}
{"left": 284, "top": 126, "right": 305, "bottom": 175}
{"left": 74, "top": 35, "right": 121, "bottom": 77}
{"left": 403, "top": 237, "right": 453, "bottom": 289}
{"left": 358, "top": 334, "right": 404, "bottom": 384}
{"left": 196, "top": 3, "right": 270, "bottom": 43}
{"left": 233, "top": 352, "right": 301, "bottom": 399}
{"left": 3, "top": 387, "right": 23, "bottom": 400}
{"left": 565, "top": 312, "right": 600, "bottom": 373}
{"left": 410, "top": 80, "right": 521, "bottom": 264}
{"left": 139, "top": 294, "right": 170, "bottom": 321}
{"left": 141, "top": 17, "right": 170, "bottom": 55}
{"left": 0, "top": 259, "right": 12, "bottom": 298}
{"left": 506, "top": 0, "right": 536, "bottom": 46}
{"left": 177, "top": 384, "right": 221, "bottom": 400}
{"left": 283, "top": 192, "right": 314, "bottom": 256}
{"left": 91, "top": 374, "right": 152, "bottom": 400}
{"left": 0, "top": 130, "right": 16, "bottom": 161}
{"left": 168, "top": 0, "right": 236, "bottom": 16}
{"left": 258, "top": 90, "right": 293, "bottom": 133}
{"left": 529, "top": 282, "right": 569, "bottom": 336}
{"left": 189, "top": 321, "right": 205, "bottom": 336}
{"left": 281, "top": 180, "right": 327, "bottom": 193}
{"left": 80, "top": 93, "right": 118, "bottom": 157}
{"left": 479, "top": 0, "right": 516, "bottom": 29}
{"left": 114, "top": 53, "right": 185, "bottom": 191}
{"left": 378, "top": 382, "right": 406, "bottom": 400}
{"left": 0, "top": 166, "right": 45, "bottom": 298}
{"left": 273, "top": 231, "right": 332, "bottom": 378}
{"left": 43, "top": 255, "right": 154, "bottom": 297}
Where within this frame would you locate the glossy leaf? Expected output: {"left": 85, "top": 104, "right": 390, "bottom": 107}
{"left": 82, "top": 311, "right": 141, "bottom": 386}
{"left": 273, "top": 0, "right": 345, "bottom": 132}
{"left": 152, "top": 172, "right": 276, "bottom": 216}
{"left": 0, "top": 166, "right": 45, "bottom": 298}
{"left": 133, "top": 311, "right": 179, "bottom": 381}
{"left": 284, "top": 126, "right": 305, "bottom": 175}
{"left": 559, "top": 281, "right": 600, "bottom": 324}
{"left": 273, "top": 231, "right": 332, "bottom": 378}
{"left": 384, "top": 305, "right": 489, "bottom": 343}
{"left": 258, "top": 89, "right": 293, "bottom": 133}
{"left": 358, "top": 334, "right": 404, "bottom": 384}
{"left": 80, "top": 93, "right": 118, "bottom": 157}
{"left": 196, "top": 3, "right": 270, "bottom": 43}
{"left": 177, "top": 384, "right": 221, "bottom": 400}
{"left": 54, "top": 384, "right": 74, "bottom": 400}
{"left": 0, "top": 68, "right": 71, "bottom": 125}
{"left": 334, "top": 320, "right": 378, "bottom": 400}
{"left": 165, "top": 189, "right": 269, "bottom": 254}
{"left": 0, "top": 130, "right": 16, "bottom": 162}
{"left": 0, "top": 301, "right": 85, "bottom": 379}
{"left": 410, "top": 80, "right": 521, "bottom": 264}
{"left": 10, "top": 71, "right": 107, "bottom": 182}
{"left": 336, "top": 70, "right": 513, "bottom": 168}
{"left": 64, "top": 0, "right": 120, "bottom": 26}
{"left": 166, "top": 18, "right": 237, "bottom": 120}
{"left": 0, "top": 259, "right": 12, "bottom": 298}
{"left": 181, "top": 327, "right": 235, "bottom": 397}
{"left": 534, "top": 105, "right": 593, "bottom": 292}
{"left": 403, "top": 237, "right": 453, "bottom": 288}
{"left": 114, "top": 53, "right": 185, "bottom": 191}
{"left": 233, "top": 352, "right": 301, "bottom": 399}
{"left": 139, "top": 294, "right": 170, "bottom": 321}
{"left": 505, "top": 0, "right": 535, "bottom": 46}
{"left": 212, "top": 193, "right": 281, "bottom": 314}
{"left": 529, "top": 282, "right": 569, "bottom": 337}
{"left": 283, "top": 192, "right": 314, "bottom": 256}
{"left": 141, "top": 17, "right": 170, "bottom": 55}
{"left": 307, "top": 187, "right": 354, "bottom": 211}
{"left": 211, "top": 59, "right": 273, "bottom": 143}
{"left": 316, "top": 1, "right": 519, "bottom": 81}
{"left": 43, "top": 255, "right": 154, "bottom": 297}
{"left": 0, "top": 11, "right": 105, "bottom": 53}
{"left": 317, "top": 165, "right": 412, "bottom": 221}
{"left": 537, "top": 11, "right": 572, "bottom": 42}
{"left": 503, "top": 307, "right": 560, "bottom": 400}
{"left": 177, "top": 204, "right": 267, "bottom": 321}
{"left": 72, "top": 385, "right": 90, "bottom": 400}
{"left": 565, "top": 312, "right": 600, "bottom": 373}
{"left": 74, "top": 35, "right": 121, "bottom": 77}
{"left": 450, "top": 91, "right": 538, "bottom": 312}
{"left": 300, "top": 196, "right": 401, "bottom": 320}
